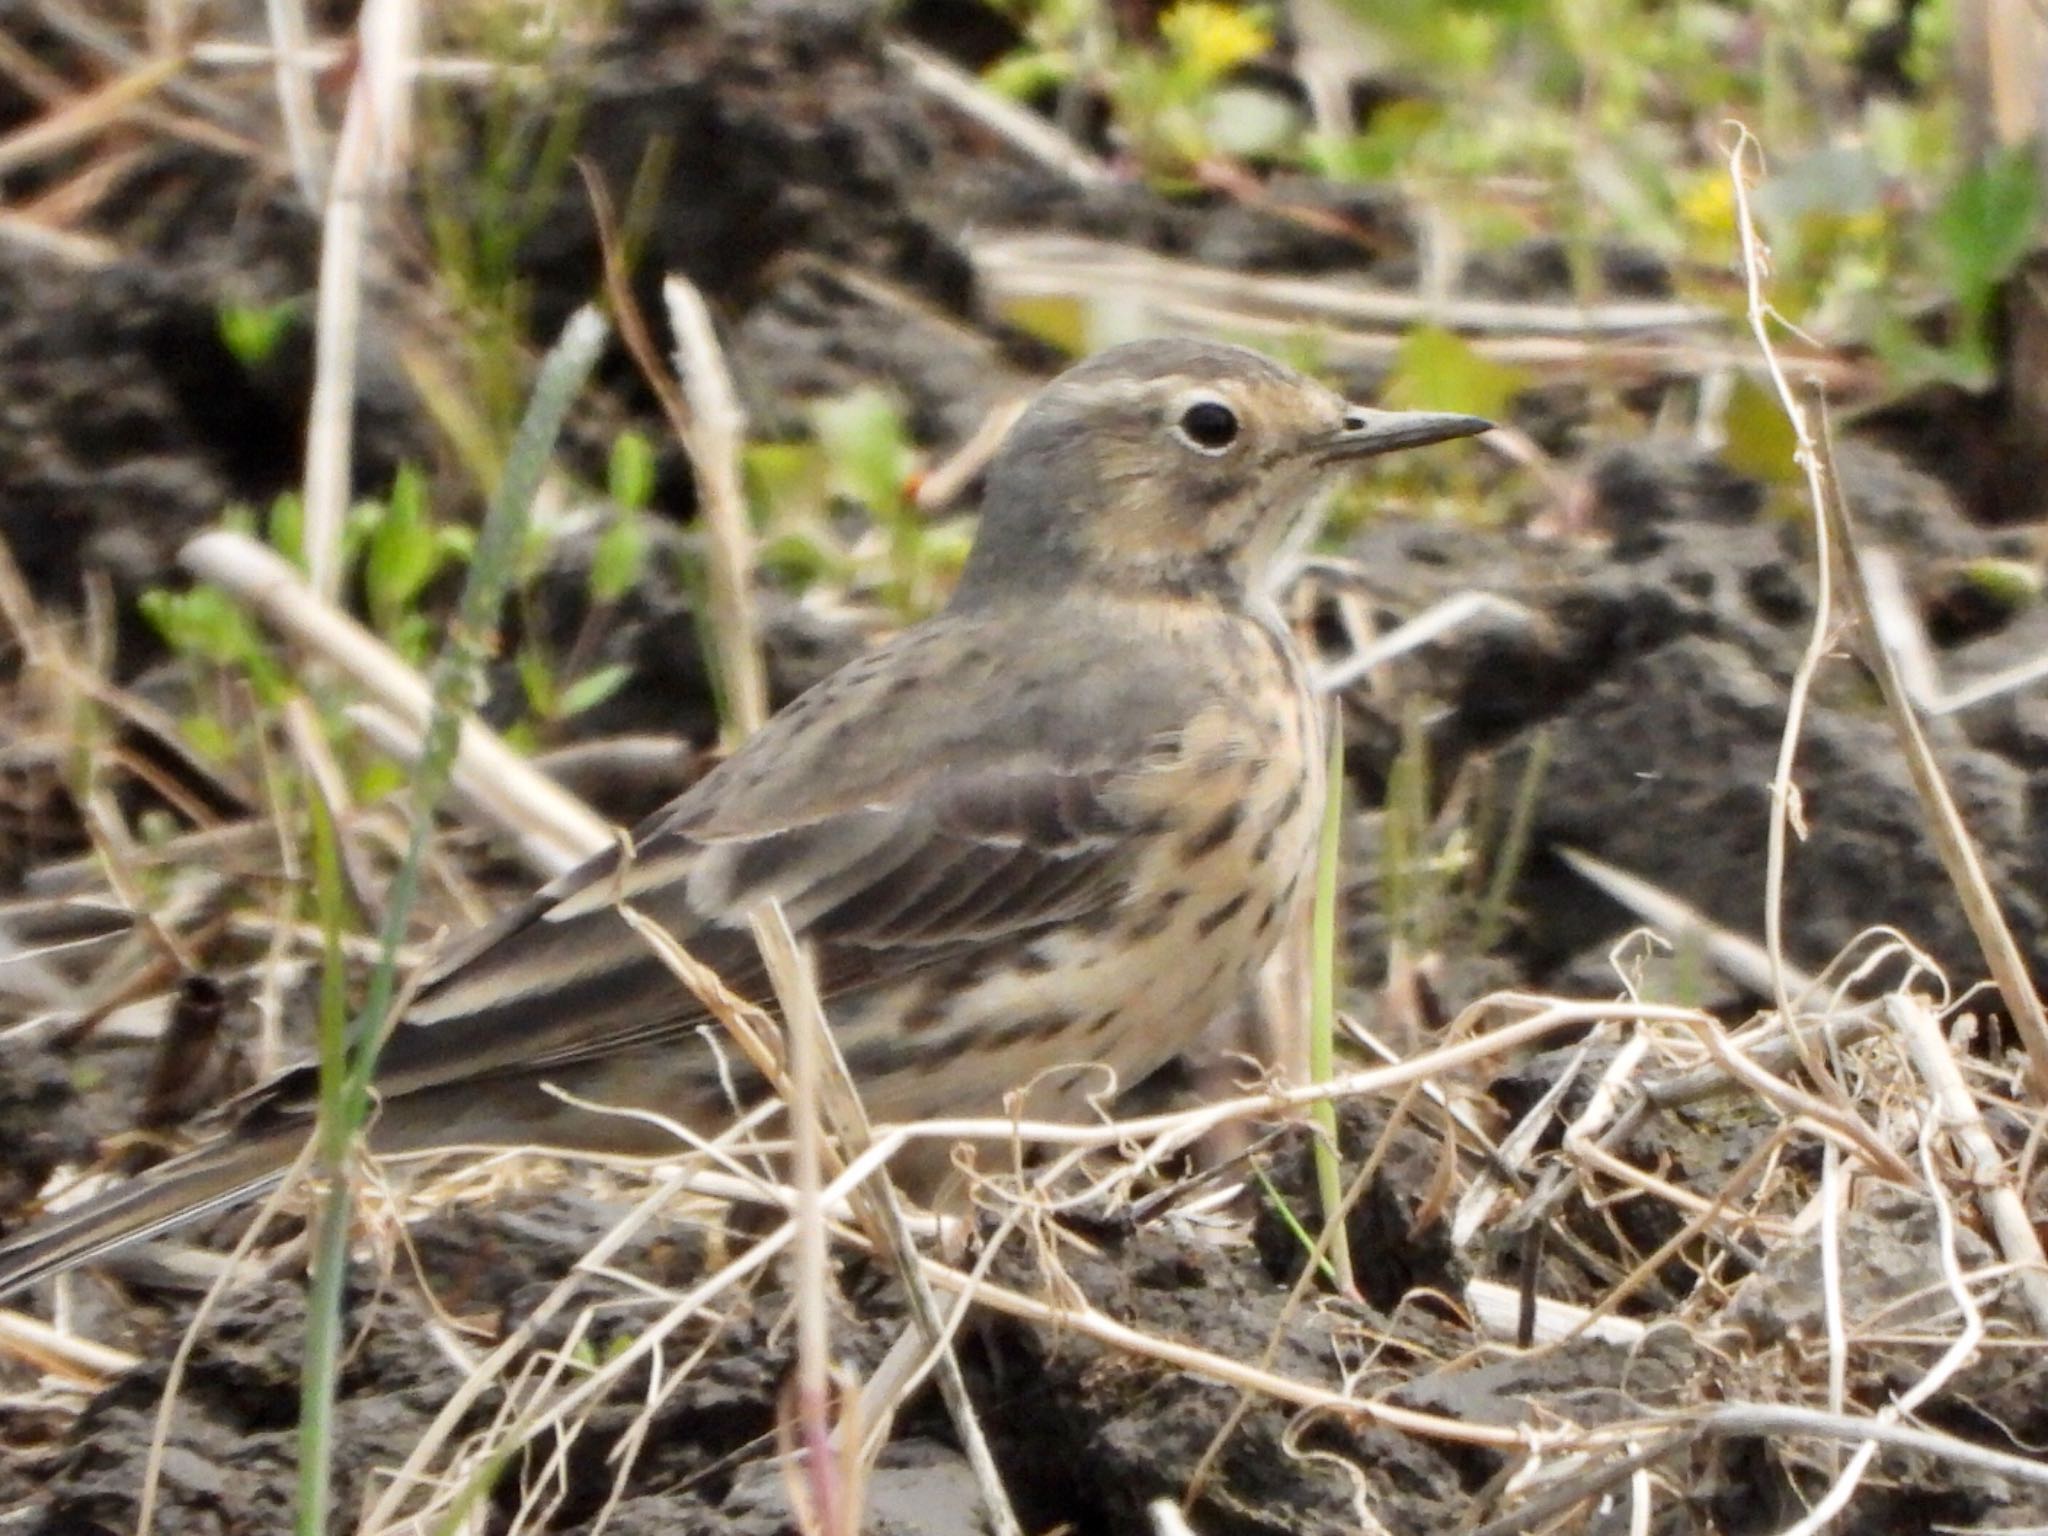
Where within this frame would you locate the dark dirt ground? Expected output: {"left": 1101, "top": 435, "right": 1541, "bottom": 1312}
{"left": 4, "top": 2, "right": 2048, "bottom": 1532}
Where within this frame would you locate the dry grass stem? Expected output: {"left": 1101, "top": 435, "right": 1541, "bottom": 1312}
{"left": 300, "top": 0, "right": 418, "bottom": 603}
{"left": 1461, "top": 1280, "right": 1647, "bottom": 1347}
{"left": 0, "top": 53, "right": 181, "bottom": 177}
{"left": 379, "top": 1145, "right": 891, "bottom": 1524}
{"left": 1723, "top": 126, "right": 1846, "bottom": 1051}
{"left": 969, "top": 233, "right": 1722, "bottom": 336}
{"left": 884, "top": 41, "right": 1112, "bottom": 186}
{"left": 0, "top": 1304, "right": 140, "bottom": 1384}
{"left": 1778, "top": 1135, "right": 1987, "bottom": 1533}
{"left": 346, "top": 702, "right": 595, "bottom": 879}
{"left": 190, "top": 38, "right": 509, "bottom": 82}
{"left": 903, "top": 1245, "right": 1525, "bottom": 1449}
{"left": 136, "top": 1134, "right": 324, "bottom": 1536}
{"left": 181, "top": 531, "right": 613, "bottom": 867}
{"left": 1858, "top": 548, "right": 1945, "bottom": 709}
{"left": 1452, "top": 1026, "right": 1607, "bottom": 1250}
{"left": 0, "top": 209, "right": 118, "bottom": 265}
{"left": 1151, "top": 296, "right": 1874, "bottom": 386}
{"left": 749, "top": 902, "right": 1025, "bottom": 1536}
{"left": 1673, "top": 1010, "right": 1914, "bottom": 1182}
{"left": 1887, "top": 993, "right": 2048, "bottom": 1330}
{"left": 883, "top": 998, "right": 1775, "bottom": 1156}
{"left": 1921, "top": 644, "right": 2048, "bottom": 715}
{"left": 757, "top": 904, "right": 848, "bottom": 1535}
{"left": 1311, "top": 592, "right": 1534, "bottom": 696}
{"left": 260, "top": 0, "right": 325, "bottom": 202}
{"left": 1804, "top": 393, "right": 2048, "bottom": 1092}
{"left": 913, "top": 394, "right": 1031, "bottom": 513}
{"left": 354, "top": 1120, "right": 783, "bottom": 1532}
{"left": 663, "top": 275, "right": 769, "bottom": 742}
{"left": 1557, "top": 846, "right": 1819, "bottom": 1001}
{"left": 1641, "top": 1005, "right": 1882, "bottom": 1111}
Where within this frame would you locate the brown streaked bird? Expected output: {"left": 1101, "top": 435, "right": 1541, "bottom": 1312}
{"left": 0, "top": 338, "right": 1488, "bottom": 1298}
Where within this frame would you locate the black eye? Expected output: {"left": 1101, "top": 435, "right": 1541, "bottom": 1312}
{"left": 1177, "top": 399, "right": 1240, "bottom": 452}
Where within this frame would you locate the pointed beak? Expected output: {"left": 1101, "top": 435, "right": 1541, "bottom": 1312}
{"left": 1320, "top": 407, "right": 1493, "bottom": 462}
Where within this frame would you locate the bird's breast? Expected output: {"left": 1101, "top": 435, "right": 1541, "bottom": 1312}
{"left": 841, "top": 608, "right": 1326, "bottom": 1124}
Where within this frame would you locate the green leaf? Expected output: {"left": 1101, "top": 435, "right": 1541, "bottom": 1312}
{"left": 1958, "top": 556, "right": 2043, "bottom": 610}
{"left": 140, "top": 586, "right": 287, "bottom": 701}
{"left": 758, "top": 529, "right": 843, "bottom": 590}
{"left": 267, "top": 492, "right": 306, "bottom": 571}
{"left": 517, "top": 647, "right": 557, "bottom": 718}
{"left": 917, "top": 522, "right": 976, "bottom": 581}
{"left": 993, "top": 293, "right": 1090, "bottom": 357}
{"left": 1719, "top": 375, "right": 1801, "bottom": 484}
{"left": 744, "top": 442, "right": 826, "bottom": 527}
{"left": 1934, "top": 145, "right": 2039, "bottom": 318}
{"left": 1382, "top": 325, "right": 1528, "bottom": 422}
{"left": 812, "top": 388, "right": 914, "bottom": 518}
{"left": 557, "top": 663, "right": 634, "bottom": 718}
{"left": 984, "top": 49, "right": 1073, "bottom": 101}
{"left": 218, "top": 300, "right": 295, "bottom": 369}
{"left": 364, "top": 466, "right": 444, "bottom": 630}
{"left": 139, "top": 587, "right": 262, "bottom": 666}
{"left": 179, "top": 711, "right": 236, "bottom": 764}
{"left": 354, "top": 756, "right": 407, "bottom": 804}
{"left": 388, "top": 613, "right": 433, "bottom": 668}
{"left": 608, "top": 430, "right": 657, "bottom": 511}
{"left": 1306, "top": 97, "right": 1440, "bottom": 182}
{"left": 589, "top": 512, "right": 648, "bottom": 606}
{"left": 388, "top": 460, "right": 429, "bottom": 526}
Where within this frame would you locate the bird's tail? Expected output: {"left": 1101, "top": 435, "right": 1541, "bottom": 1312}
{"left": 0, "top": 1126, "right": 305, "bottom": 1301}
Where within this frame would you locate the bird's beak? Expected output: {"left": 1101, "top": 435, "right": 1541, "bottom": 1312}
{"left": 1320, "top": 407, "right": 1493, "bottom": 462}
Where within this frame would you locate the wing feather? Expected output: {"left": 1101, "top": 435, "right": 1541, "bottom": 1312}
{"left": 347, "top": 761, "right": 1143, "bottom": 1102}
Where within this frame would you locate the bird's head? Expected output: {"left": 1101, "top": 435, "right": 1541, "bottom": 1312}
{"left": 954, "top": 338, "right": 1491, "bottom": 608}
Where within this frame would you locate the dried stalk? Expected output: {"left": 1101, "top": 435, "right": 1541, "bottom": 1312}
{"left": 1804, "top": 393, "right": 2048, "bottom": 1094}
{"left": 0, "top": 1303, "right": 140, "bottom": 1384}
{"left": 261, "top": 0, "right": 326, "bottom": 204}
{"left": 884, "top": 41, "right": 1111, "bottom": 187}
{"left": 751, "top": 902, "right": 1025, "bottom": 1536}
{"left": 300, "top": 0, "right": 418, "bottom": 602}
{"left": 663, "top": 276, "right": 769, "bottom": 742}
{"left": 967, "top": 232, "right": 1723, "bottom": 336}
{"left": 1887, "top": 993, "right": 2048, "bottom": 1331}
{"left": 0, "top": 54, "right": 182, "bottom": 177}
{"left": 181, "top": 531, "right": 612, "bottom": 868}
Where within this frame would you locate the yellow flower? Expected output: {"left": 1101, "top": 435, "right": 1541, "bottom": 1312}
{"left": 1678, "top": 173, "right": 1736, "bottom": 244}
{"left": 1160, "top": 2, "right": 1271, "bottom": 85}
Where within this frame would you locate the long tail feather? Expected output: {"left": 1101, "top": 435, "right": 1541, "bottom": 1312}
{"left": 0, "top": 1129, "right": 305, "bottom": 1301}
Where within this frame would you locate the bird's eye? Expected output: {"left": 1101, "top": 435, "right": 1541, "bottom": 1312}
{"left": 1175, "top": 399, "right": 1240, "bottom": 454}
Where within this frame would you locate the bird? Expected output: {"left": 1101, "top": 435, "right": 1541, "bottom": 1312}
{"left": 0, "top": 337, "right": 1488, "bottom": 1299}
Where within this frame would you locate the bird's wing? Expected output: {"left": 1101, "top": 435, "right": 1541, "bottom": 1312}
{"left": 323, "top": 616, "right": 1191, "bottom": 1108}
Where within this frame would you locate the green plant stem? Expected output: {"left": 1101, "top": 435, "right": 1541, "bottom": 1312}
{"left": 294, "top": 762, "right": 353, "bottom": 1533}
{"left": 1474, "top": 727, "right": 1551, "bottom": 953}
{"left": 1251, "top": 1162, "right": 1338, "bottom": 1286}
{"left": 295, "top": 306, "right": 608, "bottom": 1536}
{"left": 1308, "top": 709, "right": 1355, "bottom": 1297}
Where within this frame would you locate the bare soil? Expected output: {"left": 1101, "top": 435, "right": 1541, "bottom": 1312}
{"left": 4, "top": 2, "right": 2046, "bottom": 1532}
